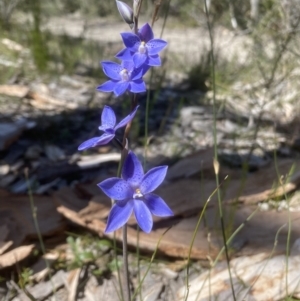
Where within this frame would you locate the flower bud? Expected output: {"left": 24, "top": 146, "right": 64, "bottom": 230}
{"left": 116, "top": 1, "right": 134, "bottom": 28}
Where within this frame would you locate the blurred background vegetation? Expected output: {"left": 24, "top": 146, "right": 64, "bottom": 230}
{"left": 0, "top": 0, "right": 300, "bottom": 98}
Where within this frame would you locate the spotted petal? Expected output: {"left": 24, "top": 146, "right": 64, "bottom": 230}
{"left": 78, "top": 133, "right": 115, "bottom": 151}
{"left": 133, "top": 200, "right": 153, "bottom": 233}
{"left": 122, "top": 60, "right": 135, "bottom": 72}
{"left": 122, "top": 151, "right": 144, "bottom": 187}
{"left": 101, "top": 61, "right": 122, "bottom": 81}
{"left": 105, "top": 201, "right": 134, "bottom": 233}
{"left": 120, "top": 32, "right": 140, "bottom": 51}
{"left": 138, "top": 23, "right": 154, "bottom": 42}
{"left": 140, "top": 166, "right": 168, "bottom": 194}
{"left": 146, "top": 39, "right": 167, "bottom": 55}
{"left": 99, "top": 106, "right": 116, "bottom": 129}
{"left": 115, "top": 105, "right": 139, "bottom": 131}
{"left": 98, "top": 178, "right": 133, "bottom": 200}
{"left": 144, "top": 193, "right": 173, "bottom": 217}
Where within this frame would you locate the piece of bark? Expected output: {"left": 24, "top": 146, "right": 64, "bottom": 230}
{"left": 0, "top": 189, "right": 65, "bottom": 248}
{"left": 166, "top": 148, "right": 215, "bottom": 181}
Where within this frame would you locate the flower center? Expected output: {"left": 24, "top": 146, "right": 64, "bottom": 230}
{"left": 133, "top": 188, "right": 143, "bottom": 199}
{"left": 120, "top": 69, "right": 130, "bottom": 82}
{"left": 138, "top": 41, "right": 147, "bottom": 54}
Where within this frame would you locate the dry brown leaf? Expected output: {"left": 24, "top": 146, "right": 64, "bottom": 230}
{"left": 0, "top": 245, "right": 35, "bottom": 269}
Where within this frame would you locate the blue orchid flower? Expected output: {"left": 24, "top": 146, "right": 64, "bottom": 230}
{"left": 98, "top": 151, "right": 173, "bottom": 233}
{"left": 78, "top": 105, "right": 138, "bottom": 151}
{"left": 97, "top": 60, "right": 149, "bottom": 97}
{"left": 116, "top": 23, "right": 167, "bottom": 68}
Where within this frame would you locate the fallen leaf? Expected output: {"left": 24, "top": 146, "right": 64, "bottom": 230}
{"left": 0, "top": 245, "right": 35, "bottom": 269}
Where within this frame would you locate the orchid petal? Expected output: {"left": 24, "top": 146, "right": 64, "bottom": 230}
{"left": 133, "top": 52, "right": 147, "bottom": 68}
{"left": 122, "top": 60, "right": 135, "bottom": 72}
{"left": 101, "top": 61, "right": 122, "bottom": 80}
{"left": 116, "top": 48, "right": 133, "bottom": 61}
{"left": 78, "top": 133, "right": 115, "bottom": 151}
{"left": 138, "top": 23, "right": 154, "bottom": 42}
{"left": 96, "top": 80, "right": 116, "bottom": 93}
{"left": 133, "top": 200, "right": 153, "bottom": 233}
{"left": 144, "top": 193, "right": 173, "bottom": 217}
{"left": 146, "top": 39, "right": 167, "bottom": 55}
{"left": 140, "top": 166, "right": 168, "bottom": 194}
{"left": 120, "top": 32, "right": 140, "bottom": 51}
{"left": 129, "top": 79, "right": 146, "bottom": 94}
{"left": 98, "top": 178, "right": 133, "bottom": 200}
{"left": 113, "top": 81, "right": 129, "bottom": 97}
{"left": 100, "top": 106, "right": 116, "bottom": 129}
{"left": 115, "top": 105, "right": 139, "bottom": 131}
{"left": 130, "top": 64, "right": 149, "bottom": 80}
{"left": 148, "top": 55, "right": 161, "bottom": 66}
{"left": 122, "top": 151, "right": 144, "bottom": 187}
{"left": 105, "top": 201, "right": 133, "bottom": 233}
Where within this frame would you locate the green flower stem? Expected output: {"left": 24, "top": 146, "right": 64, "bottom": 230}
{"left": 120, "top": 93, "right": 139, "bottom": 301}
{"left": 203, "top": 1, "right": 236, "bottom": 300}
{"left": 122, "top": 224, "right": 130, "bottom": 301}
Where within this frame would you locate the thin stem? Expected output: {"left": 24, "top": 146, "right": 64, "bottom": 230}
{"left": 122, "top": 225, "right": 130, "bottom": 301}
{"left": 203, "top": 1, "right": 236, "bottom": 301}
{"left": 184, "top": 180, "right": 224, "bottom": 301}
{"left": 24, "top": 169, "right": 57, "bottom": 301}
{"left": 159, "top": 0, "right": 171, "bottom": 37}
{"left": 151, "top": 0, "right": 162, "bottom": 27}
{"left": 194, "top": 207, "right": 259, "bottom": 301}
{"left": 121, "top": 93, "right": 138, "bottom": 301}
{"left": 123, "top": 93, "right": 138, "bottom": 146}
{"left": 113, "top": 232, "right": 124, "bottom": 301}
{"left": 131, "top": 227, "right": 171, "bottom": 300}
